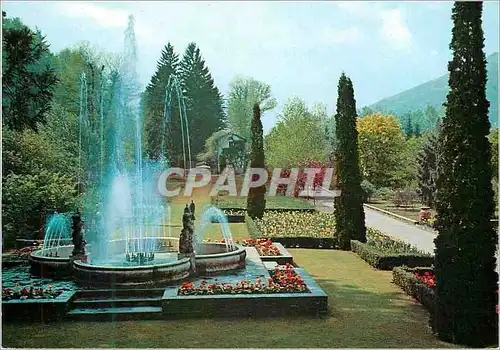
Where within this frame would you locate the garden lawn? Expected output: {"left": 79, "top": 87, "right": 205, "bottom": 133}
{"left": 2, "top": 250, "right": 455, "bottom": 348}
{"left": 213, "top": 195, "right": 314, "bottom": 209}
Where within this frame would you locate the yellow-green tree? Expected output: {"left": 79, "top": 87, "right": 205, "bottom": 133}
{"left": 357, "top": 113, "right": 405, "bottom": 187}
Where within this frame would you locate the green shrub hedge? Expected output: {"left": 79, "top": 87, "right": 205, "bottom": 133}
{"left": 392, "top": 266, "right": 436, "bottom": 314}
{"left": 245, "top": 214, "right": 261, "bottom": 239}
{"left": 350, "top": 240, "right": 434, "bottom": 270}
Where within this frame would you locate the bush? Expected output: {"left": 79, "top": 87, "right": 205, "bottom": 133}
{"left": 373, "top": 187, "right": 394, "bottom": 201}
{"left": 2, "top": 171, "right": 79, "bottom": 249}
{"left": 366, "top": 228, "right": 427, "bottom": 254}
{"left": 392, "top": 266, "right": 436, "bottom": 314}
{"left": 361, "top": 180, "right": 376, "bottom": 203}
{"left": 350, "top": 240, "right": 434, "bottom": 270}
{"left": 393, "top": 188, "right": 417, "bottom": 207}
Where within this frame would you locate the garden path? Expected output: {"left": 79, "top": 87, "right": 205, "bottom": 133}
{"left": 315, "top": 200, "right": 436, "bottom": 254}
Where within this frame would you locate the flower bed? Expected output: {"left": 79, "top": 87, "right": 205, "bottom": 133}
{"left": 177, "top": 264, "right": 308, "bottom": 295}
{"left": 392, "top": 266, "right": 436, "bottom": 313}
{"left": 254, "top": 212, "right": 336, "bottom": 238}
{"left": 240, "top": 238, "right": 281, "bottom": 256}
{"left": 351, "top": 228, "right": 433, "bottom": 270}
{"left": 2, "top": 285, "right": 61, "bottom": 301}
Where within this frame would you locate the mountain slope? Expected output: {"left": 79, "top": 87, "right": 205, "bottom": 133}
{"left": 368, "top": 52, "right": 498, "bottom": 126}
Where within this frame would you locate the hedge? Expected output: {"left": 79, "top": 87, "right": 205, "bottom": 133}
{"left": 350, "top": 240, "right": 434, "bottom": 270}
{"left": 392, "top": 266, "right": 436, "bottom": 314}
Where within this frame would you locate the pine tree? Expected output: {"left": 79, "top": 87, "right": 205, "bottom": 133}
{"left": 416, "top": 132, "right": 438, "bottom": 207}
{"left": 2, "top": 14, "right": 58, "bottom": 131}
{"left": 433, "top": 2, "right": 498, "bottom": 346}
{"left": 179, "top": 43, "right": 226, "bottom": 160}
{"left": 404, "top": 113, "right": 414, "bottom": 139}
{"left": 414, "top": 122, "right": 421, "bottom": 137}
{"left": 247, "top": 103, "right": 266, "bottom": 219}
{"left": 334, "top": 73, "right": 366, "bottom": 249}
{"left": 143, "top": 43, "right": 180, "bottom": 160}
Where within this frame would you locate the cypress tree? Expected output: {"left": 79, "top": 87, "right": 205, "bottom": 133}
{"left": 433, "top": 2, "right": 498, "bottom": 346}
{"left": 416, "top": 132, "right": 438, "bottom": 207}
{"left": 247, "top": 103, "right": 266, "bottom": 219}
{"left": 334, "top": 73, "right": 366, "bottom": 249}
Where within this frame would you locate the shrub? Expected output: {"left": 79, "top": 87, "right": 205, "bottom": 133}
{"left": 393, "top": 188, "right": 417, "bottom": 207}
{"left": 373, "top": 187, "right": 394, "bottom": 201}
{"left": 392, "top": 266, "right": 436, "bottom": 314}
{"left": 366, "top": 228, "right": 428, "bottom": 255}
{"left": 350, "top": 240, "right": 434, "bottom": 270}
{"left": 361, "top": 180, "right": 376, "bottom": 203}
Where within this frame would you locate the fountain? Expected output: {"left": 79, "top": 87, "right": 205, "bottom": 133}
{"left": 29, "top": 15, "right": 245, "bottom": 286}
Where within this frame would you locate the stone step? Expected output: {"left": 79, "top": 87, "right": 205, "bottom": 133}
{"left": 72, "top": 296, "right": 162, "bottom": 308}
{"left": 67, "top": 306, "right": 163, "bottom": 321}
{"left": 73, "top": 288, "right": 165, "bottom": 299}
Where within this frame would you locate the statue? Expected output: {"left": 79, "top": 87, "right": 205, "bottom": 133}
{"left": 179, "top": 204, "right": 196, "bottom": 274}
{"left": 71, "top": 210, "right": 86, "bottom": 256}
{"left": 189, "top": 200, "right": 196, "bottom": 220}
{"left": 179, "top": 205, "right": 194, "bottom": 254}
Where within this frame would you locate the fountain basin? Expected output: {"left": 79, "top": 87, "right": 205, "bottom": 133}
{"left": 29, "top": 245, "right": 73, "bottom": 279}
{"left": 73, "top": 256, "right": 191, "bottom": 287}
{"left": 195, "top": 243, "right": 246, "bottom": 274}
{"left": 29, "top": 239, "right": 247, "bottom": 285}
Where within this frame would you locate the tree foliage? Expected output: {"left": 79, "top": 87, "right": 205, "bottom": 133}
{"left": 2, "top": 13, "right": 58, "bottom": 131}
{"left": 433, "top": 2, "right": 498, "bottom": 346}
{"left": 265, "top": 98, "right": 329, "bottom": 168}
{"left": 333, "top": 73, "right": 366, "bottom": 249}
{"left": 227, "top": 76, "right": 277, "bottom": 144}
{"left": 179, "top": 42, "right": 226, "bottom": 160}
{"left": 247, "top": 104, "right": 266, "bottom": 219}
{"left": 357, "top": 113, "right": 406, "bottom": 187}
{"left": 416, "top": 132, "right": 439, "bottom": 206}
{"left": 142, "top": 43, "right": 180, "bottom": 160}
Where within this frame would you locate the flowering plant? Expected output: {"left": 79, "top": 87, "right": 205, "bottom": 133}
{"left": 254, "top": 212, "right": 335, "bottom": 238}
{"left": 414, "top": 271, "right": 436, "bottom": 288}
{"left": 177, "top": 263, "right": 308, "bottom": 295}
{"left": 222, "top": 209, "right": 246, "bottom": 216}
{"left": 2, "top": 285, "right": 61, "bottom": 301}
{"left": 240, "top": 238, "right": 281, "bottom": 256}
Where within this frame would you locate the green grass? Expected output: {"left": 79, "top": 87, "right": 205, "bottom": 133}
{"left": 213, "top": 195, "right": 314, "bottom": 210}
{"left": 2, "top": 249, "right": 455, "bottom": 348}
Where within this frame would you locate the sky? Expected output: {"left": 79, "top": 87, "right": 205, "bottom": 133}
{"left": 2, "top": 1, "right": 499, "bottom": 133}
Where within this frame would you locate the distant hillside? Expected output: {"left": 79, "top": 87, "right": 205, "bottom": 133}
{"left": 368, "top": 52, "right": 498, "bottom": 127}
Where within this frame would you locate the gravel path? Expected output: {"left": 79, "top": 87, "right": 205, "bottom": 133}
{"left": 314, "top": 199, "right": 436, "bottom": 254}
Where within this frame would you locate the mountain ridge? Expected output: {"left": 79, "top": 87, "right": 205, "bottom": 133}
{"left": 368, "top": 52, "right": 499, "bottom": 127}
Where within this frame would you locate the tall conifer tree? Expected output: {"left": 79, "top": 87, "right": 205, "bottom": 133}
{"left": 433, "top": 2, "right": 498, "bottom": 346}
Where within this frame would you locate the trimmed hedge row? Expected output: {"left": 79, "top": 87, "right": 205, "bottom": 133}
{"left": 262, "top": 237, "right": 335, "bottom": 249}
{"left": 392, "top": 266, "right": 436, "bottom": 314}
{"left": 350, "top": 240, "right": 434, "bottom": 270}
{"left": 219, "top": 206, "right": 316, "bottom": 213}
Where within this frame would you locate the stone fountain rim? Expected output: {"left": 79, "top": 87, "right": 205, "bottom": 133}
{"left": 30, "top": 245, "right": 74, "bottom": 262}
{"left": 73, "top": 255, "right": 191, "bottom": 271}
{"left": 195, "top": 242, "right": 245, "bottom": 258}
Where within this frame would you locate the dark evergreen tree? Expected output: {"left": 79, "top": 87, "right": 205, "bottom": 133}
{"left": 414, "top": 122, "right": 421, "bottom": 137}
{"left": 179, "top": 43, "right": 226, "bottom": 161}
{"left": 404, "top": 113, "right": 414, "bottom": 139}
{"left": 142, "top": 43, "right": 181, "bottom": 160}
{"left": 416, "top": 132, "right": 438, "bottom": 207}
{"left": 2, "top": 14, "right": 58, "bottom": 131}
{"left": 433, "top": 2, "right": 498, "bottom": 346}
{"left": 247, "top": 103, "right": 266, "bottom": 219}
{"left": 333, "top": 73, "right": 366, "bottom": 249}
